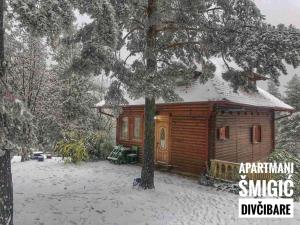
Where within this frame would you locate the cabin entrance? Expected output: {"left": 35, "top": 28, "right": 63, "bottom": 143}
{"left": 155, "top": 116, "right": 170, "bottom": 164}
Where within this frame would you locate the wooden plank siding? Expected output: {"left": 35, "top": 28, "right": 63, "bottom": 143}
{"left": 170, "top": 116, "right": 209, "bottom": 174}
{"left": 213, "top": 110, "right": 274, "bottom": 163}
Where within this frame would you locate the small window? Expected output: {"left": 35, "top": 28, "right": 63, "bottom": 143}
{"left": 120, "top": 117, "right": 129, "bottom": 140}
{"left": 218, "top": 126, "right": 229, "bottom": 140}
{"left": 133, "top": 117, "right": 142, "bottom": 140}
{"left": 160, "top": 127, "right": 166, "bottom": 149}
{"left": 252, "top": 125, "right": 262, "bottom": 143}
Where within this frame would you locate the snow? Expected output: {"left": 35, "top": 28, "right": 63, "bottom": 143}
{"left": 105, "top": 73, "right": 293, "bottom": 111}
{"left": 95, "top": 100, "right": 106, "bottom": 107}
{"left": 12, "top": 157, "right": 300, "bottom": 225}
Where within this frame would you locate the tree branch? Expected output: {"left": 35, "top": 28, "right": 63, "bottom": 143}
{"left": 122, "top": 27, "right": 143, "bottom": 41}
{"left": 161, "top": 41, "right": 207, "bottom": 51}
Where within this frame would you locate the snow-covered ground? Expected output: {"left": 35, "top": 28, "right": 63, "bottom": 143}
{"left": 12, "top": 157, "right": 300, "bottom": 225}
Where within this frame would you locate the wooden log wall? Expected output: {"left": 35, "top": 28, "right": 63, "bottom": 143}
{"left": 213, "top": 110, "right": 274, "bottom": 163}
{"left": 170, "top": 116, "right": 208, "bottom": 175}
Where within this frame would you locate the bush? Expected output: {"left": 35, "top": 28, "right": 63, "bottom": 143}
{"left": 54, "top": 131, "right": 89, "bottom": 163}
{"left": 55, "top": 130, "right": 114, "bottom": 163}
{"left": 84, "top": 131, "right": 114, "bottom": 160}
{"left": 267, "top": 150, "right": 300, "bottom": 201}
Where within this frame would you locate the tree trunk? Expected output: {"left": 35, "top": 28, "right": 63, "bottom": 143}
{"left": 0, "top": 149, "right": 13, "bottom": 225}
{"left": 0, "top": 0, "right": 13, "bottom": 224}
{"left": 141, "top": 97, "right": 156, "bottom": 189}
{"left": 140, "top": 0, "right": 157, "bottom": 189}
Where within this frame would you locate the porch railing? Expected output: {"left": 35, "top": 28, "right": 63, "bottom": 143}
{"left": 210, "top": 159, "right": 240, "bottom": 182}
{"left": 210, "top": 159, "right": 273, "bottom": 182}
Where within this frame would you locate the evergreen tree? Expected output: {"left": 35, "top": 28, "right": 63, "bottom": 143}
{"left": 110, "top": 0, "right": 300, "bottom": 189}
{"left": 277, "top": 75, "right": 300, "bottom": 154}
{"left": 277, "top": 113, "right": 300, "bottom": 154}
{"left": 285, "top": 74, "right": 300, "bottom": 111}
{"left": 52, "top": 40, "right": 107, "bottom": 132}
{"left": 267, "top": 80, "right": 282, "bottom": 99}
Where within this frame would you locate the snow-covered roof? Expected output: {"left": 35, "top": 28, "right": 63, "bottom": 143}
{"left": 122, "top": 73, "right": 294, "bottom": 111}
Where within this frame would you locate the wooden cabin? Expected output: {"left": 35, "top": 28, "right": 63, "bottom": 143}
{"left": 98, "top": 74, "right": 294, "bottom": 176}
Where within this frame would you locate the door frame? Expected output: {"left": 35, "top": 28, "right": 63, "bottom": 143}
{"left": 154, "top": 115, "right": 171, "bottom": 164}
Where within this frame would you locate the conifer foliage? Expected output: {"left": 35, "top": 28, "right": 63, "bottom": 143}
{"left": 277, "top": 75, "right": 300, "bottom": 155}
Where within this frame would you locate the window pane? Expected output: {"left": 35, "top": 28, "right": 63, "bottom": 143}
{"left": 134, "top": 117, "right": 142, "bottom": 140}
{"left": 120, "top": 117, "right": 128, "bottom": 139}
{"left": 218, "top": 126, "right": 229, "bottom": 140}
{"left": 160, "top": 127, "right": 166, "bottom": 149}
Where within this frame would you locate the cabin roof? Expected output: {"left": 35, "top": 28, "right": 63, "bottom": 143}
{"left": 96, "top": 73, "right": 294, "bottom": 111}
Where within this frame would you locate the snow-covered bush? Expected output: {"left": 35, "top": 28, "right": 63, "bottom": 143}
{"left": 54, "top": 131, "right": 89, "bottom": 163}
{"left": 267, "top": 150, "right": 300, "bottom": 201}
{"left": 55, "top": 130, "right": 114, "bottom": 163}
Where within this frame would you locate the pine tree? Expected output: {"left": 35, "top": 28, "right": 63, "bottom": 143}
{"left": 111, "top": 0, "right": 300, "bottom": 189}
{"left": 52, "top": 40, "right": 106, "bottom": 132}
{"left": 277, "top": 75, "right": 300, "bottom": 154}
{"left": 0, "top": 0, "right": 13, "bottom": 222}
{"left": 267, "top": 80, "right": 282, "bottom": 99}
{"left": 285, "top": 74, "right": 300, "bottom": 111}
{"left": 277, "top": 113, "right": 300, "bottom": 154}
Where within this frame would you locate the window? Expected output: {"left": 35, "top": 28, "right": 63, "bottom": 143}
{"left": 160, "top": 127, "right": 166, "bottom": 149}
{"left": 120, "top": 117, "right": 129, "bottom": 140}
{"left": 252, "top": 125, "right": 262, "bottom": 143}
{"left": 133, "top": 117, "right": 142, "bottom": 140}
{"left": 218, "top": 126, "right": 229, "bottom": 140}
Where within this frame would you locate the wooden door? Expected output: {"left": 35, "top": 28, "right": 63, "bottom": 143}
{"left": 155, "top": 116, "right": 170, "bottom": 164}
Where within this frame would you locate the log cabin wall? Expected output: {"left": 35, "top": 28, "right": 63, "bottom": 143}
{"left": 116, "top": 102, "right": 212, "bottom": 175}
{"left": 164, "top": 103, "right": 211, "bottom": 174}
{"left": 170, "top": 116, "right": 209, "bottom": 174}
{"left": 213, "top": 108, "right": 274, "bottom": 163}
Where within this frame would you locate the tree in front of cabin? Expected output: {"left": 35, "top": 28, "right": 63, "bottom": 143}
{"left": 111, "top": 0, "right": 300, "bottom": 189}
{"left": 277, "top": 75, "right": 300, "bottom": 154}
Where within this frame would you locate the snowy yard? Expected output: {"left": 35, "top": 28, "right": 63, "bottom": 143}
{"left": 12, "top": 157, "right": 300, "bottom": 225}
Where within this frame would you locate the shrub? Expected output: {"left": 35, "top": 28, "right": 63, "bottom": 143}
{"left": 267, "top": 150, "right": 300, "bottom": 201}
{"left": 100, "top": 141, "right": 114, "bottom": 159}
{"left": 54, "top": 131, "right": 89, "bottom": 163}
{"left": 85, "top": 132, "right": 105, "bottom": 160}
{"left": 55, "top": 130, "right": 114, "bottom": 162}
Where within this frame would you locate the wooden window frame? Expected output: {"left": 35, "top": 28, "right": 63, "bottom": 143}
{"left": 120, "top": 117, "right": 129, "bottom": 140}
{"left": 133, "top": 117, "right": 142, "bottom": 141}
{"left": 252, "top": 125, "right": 262, "bottom": 143}
{"left": 217, "top": 126, "right": 230, "bottom": 141}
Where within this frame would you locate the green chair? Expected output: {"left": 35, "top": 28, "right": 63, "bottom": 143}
{"left": 126, "top": 146, "right": 139, "bottom": 164}
{"left": 107, "top": 145, "right": 127, "bottom": 164}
